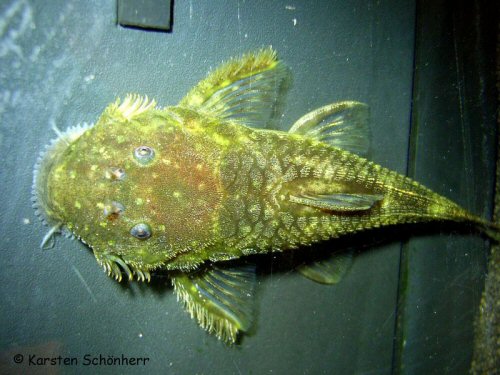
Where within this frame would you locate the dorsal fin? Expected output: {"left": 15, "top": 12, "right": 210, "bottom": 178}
{"left": 179, "top": 48, "right": 290, "bottom": 129}
{"left": 289, "top": 101, "right": 370, "bottom": 156}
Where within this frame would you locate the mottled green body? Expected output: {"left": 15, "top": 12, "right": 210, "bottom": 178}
{"left": 33, "top": 48, "right": 492, "bottom": 343}
{"left": 44, "top": 103, "right": 474, "bottom": 274}
{"left": 214, "top": 119, "right": 472, "bottom": 254}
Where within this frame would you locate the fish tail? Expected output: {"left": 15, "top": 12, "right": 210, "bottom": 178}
{"left": 477, "top": 220, "right": 500, "bottom": 242}
{"left": 424, "top": 197, "right": 500, "bottom": 241}
{"left": 450, "top": 206, "right": 500, "bottom": 241}
{"left": 456, "top": 208, "right": 500, "bottom": 241}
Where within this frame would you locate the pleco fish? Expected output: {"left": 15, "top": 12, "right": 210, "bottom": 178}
{"left": 32, "top": 48, "right": 497, "bottom": 343}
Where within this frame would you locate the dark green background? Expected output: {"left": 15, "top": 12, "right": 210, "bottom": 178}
{"left": 0, "top": 1, "right": 497, "bottom": 374}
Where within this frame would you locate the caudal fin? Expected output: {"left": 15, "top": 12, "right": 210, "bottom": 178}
{"left": 478, "top": 221, "right": 500, "bottom": 242}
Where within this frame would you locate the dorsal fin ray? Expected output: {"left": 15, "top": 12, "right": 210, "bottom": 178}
{"left": 289, "top": 101, "right": 370, "bottom": 156}
{"left": 179, "top": 48, "right": 290, "bottom": 129}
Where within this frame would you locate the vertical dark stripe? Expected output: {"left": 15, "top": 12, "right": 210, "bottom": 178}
{"left": 392, "top": 0, "right": 419, "bottom": 372}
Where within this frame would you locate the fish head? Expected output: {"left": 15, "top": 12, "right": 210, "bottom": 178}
{"left": 33, "top": 96, "right": 222, "bottom": 272}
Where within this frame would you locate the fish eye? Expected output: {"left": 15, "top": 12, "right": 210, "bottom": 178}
{"left": 130, "top": 223, "right": 152, "bottom": 239}
{"left": 133, "top": 146, "right": 155, "bottom": 165}
{"left": 105, "top": 167, "right": 126, "bottom": 181}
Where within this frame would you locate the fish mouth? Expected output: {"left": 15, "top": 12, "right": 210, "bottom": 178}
{"left": 32, "top": 122, "right": 94, "bottom": 246}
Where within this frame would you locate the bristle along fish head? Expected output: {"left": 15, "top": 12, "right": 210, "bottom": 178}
{"left": 32, "top": 122, "right": 93, "bottom": 247}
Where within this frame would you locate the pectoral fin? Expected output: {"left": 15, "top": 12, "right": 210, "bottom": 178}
{"left": 289, "top": 101, "right": 370, "bottom": 156}
{"left": 289, "top": 193, "right": 383, "bottom": 212}
{"left": 179, "top": 48, "right": 290, "bottom": 129}
{"left": 171, "top": 262, "right": 256, "bottom": 344}
{"left": 297, "top": 251, "right": 353, "bottom": 284}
